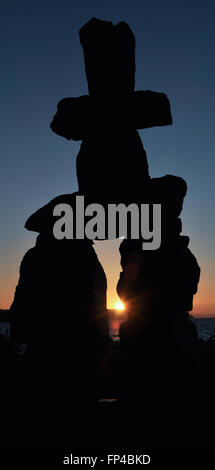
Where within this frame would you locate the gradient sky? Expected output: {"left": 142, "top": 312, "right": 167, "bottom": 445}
{"left": 0, "top": 0, "right": 215, "bottom": 315}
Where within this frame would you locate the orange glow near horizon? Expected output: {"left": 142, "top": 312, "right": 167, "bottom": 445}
{"left": 1, "top": 263, "right": 215, "bottom": 318}
{"left": 1, "top": 240, "right": 215, "bottom": 318}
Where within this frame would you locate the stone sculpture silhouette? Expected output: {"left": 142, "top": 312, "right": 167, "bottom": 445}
{"left": 4, "top": 16, "right": 215, "bottom": 455}
{"left": 10, "top": 17, "right": 201, "bottom": 387}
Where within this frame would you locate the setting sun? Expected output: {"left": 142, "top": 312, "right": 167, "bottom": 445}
{"left": 114, "top": 300, "right": 125, "bottom": 311}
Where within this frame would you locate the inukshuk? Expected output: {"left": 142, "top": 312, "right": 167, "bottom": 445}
{"left": 51, "top": 17, "right": 200, "bottom": 349}
{"left": 10, "top": 18, "right": 201, "bottom": 386}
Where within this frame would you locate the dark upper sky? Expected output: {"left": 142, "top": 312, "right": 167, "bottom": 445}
{"left": 0, "top": 0, "right": 215, "bottom": 313}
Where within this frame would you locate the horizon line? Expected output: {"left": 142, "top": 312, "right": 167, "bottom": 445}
{"left": 0, "top": 307, "right": 215, "bottom": 319}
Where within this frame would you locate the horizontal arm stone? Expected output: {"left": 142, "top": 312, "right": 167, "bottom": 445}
{"left": 50, "top": 91, "right": 172, "bottom": 140}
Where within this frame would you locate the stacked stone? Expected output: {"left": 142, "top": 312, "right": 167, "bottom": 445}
{"left": 117, "top": 176, "right": 200, "bottom": 351}
{"left": 10, "top": 193, "right": 108, "bottom": 350}
{"left": 10, "top": 18, "right": 200, "bottom": 378}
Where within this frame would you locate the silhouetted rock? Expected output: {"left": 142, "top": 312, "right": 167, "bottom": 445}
{"left": 79, "top": 17, "right": 136, "bottom": 95}
{"left": 117, "top": 175, "right": 201, "bottom": 356}
{"left": 50, "top": 91, "right": 172, "bottom": 141}
{"left": 10, "top": 194, "right": 109, "bottom": 377}
{"left": 76, "top": 130, "right": 149, "bottom": 200}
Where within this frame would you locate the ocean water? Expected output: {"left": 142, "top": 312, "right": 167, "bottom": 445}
{"left": 192, "top": 318, "right": 215, "bottom": 341}
{"left": 1, "top": 318, "right": 215, "bottom": 343}
{"left": 109, "top": 317, "right": 215, "bottom": 342}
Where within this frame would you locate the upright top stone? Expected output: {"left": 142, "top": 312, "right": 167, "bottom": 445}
{"left": 79, "top": 17, "right": 136, "bottom": 95}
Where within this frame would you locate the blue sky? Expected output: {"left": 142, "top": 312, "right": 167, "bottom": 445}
{"left": 0, "top": 0, "right": 215, "bottom": 313}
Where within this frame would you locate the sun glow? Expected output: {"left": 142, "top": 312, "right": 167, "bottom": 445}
{"left": 114, "top": 300, "right": 125, "bottom": 311}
